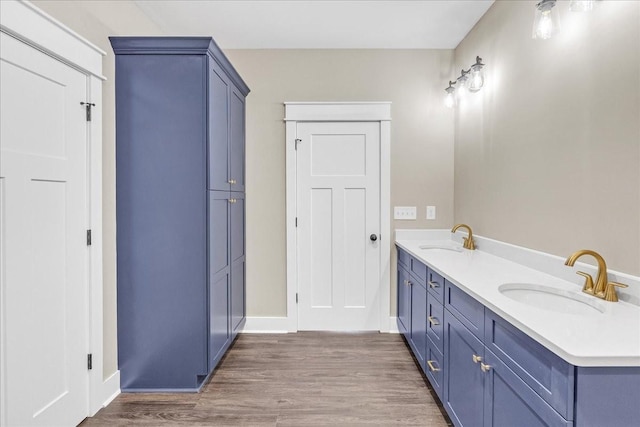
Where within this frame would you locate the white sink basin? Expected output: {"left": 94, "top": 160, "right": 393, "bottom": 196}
{"left": 499, "top": 283, "right": 605, "bottom": 315}
{"left": 419, "top": 242, "right": 463, "bottom": 252}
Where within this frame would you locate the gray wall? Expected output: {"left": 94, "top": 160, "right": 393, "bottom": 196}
{"left": 454, "top": 0, "right": 640, "bottom": 275}
{"left": 224, "top": 49, "right": 456, "bottom": 317}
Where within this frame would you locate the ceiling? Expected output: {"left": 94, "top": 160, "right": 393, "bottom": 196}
{"left": 133, "top": 0, "right": 495, "bottom": 49}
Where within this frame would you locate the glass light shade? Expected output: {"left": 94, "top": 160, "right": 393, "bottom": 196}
{"left": 456, "top": 74, "right": 469, "bottom": 97}
{"left": 468, "top": 64, "right": 484, "bottom": 93}
{"left": 445, "top": 88, "right": 455, "bottom": 108}
{"left": 533, "top": 0, "right": 560, "bottom": 40}
{"left": 570, "top": 0, "right": 593, "bottom": 12}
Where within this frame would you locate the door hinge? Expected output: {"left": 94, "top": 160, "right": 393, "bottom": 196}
{"left": 295, "top": 217, "right": 298, "bottom": 227}
{"left": 86, "top": 229, "right": 92, "bottom": 246}
{"left": 87, "top": 354, "right": 93, "bottom": 370}
{"left": 80, "top": 102, "right": 96, "bottom": 122}
{"left": 295, "top": 138, "right": 301, "bottom": 150}
{"left": 296, "top": 293, "right": 298, "bottom": 304}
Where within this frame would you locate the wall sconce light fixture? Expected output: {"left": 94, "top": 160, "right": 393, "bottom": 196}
{"left": 532, "top": 0, "right": 560, "bottom": 40}
{"left": 569, "top": 0, "right": 594, "bottom": 12}
{"left": 444, "top": 56, "right": 485, "bottom": 108}
{"left": 444, "top": 81, "right": 456, "bottom": 108}
{"left": 468, "top": 56, "right": 485, "bottom": 93}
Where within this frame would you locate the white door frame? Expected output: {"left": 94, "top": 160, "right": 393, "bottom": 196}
{"left": 0, "top": 0, "right": 109, "bottom": 418}
{"left": 284, "top": 102, "right": 392, "bottom": 332}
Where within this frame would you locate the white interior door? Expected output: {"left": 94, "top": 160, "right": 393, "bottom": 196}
{"left": 0, "top": 33, "right": 89, "bottom": 426}
{"left": 296, "top": 122, "right": 380, "bottom": 331}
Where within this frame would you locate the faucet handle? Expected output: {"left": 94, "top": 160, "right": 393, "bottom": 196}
{"left": 576, "top": 271, "right": 595, "bottom": 295}
{"left": 603, "top": 282, "right": 628, "bottom": 302}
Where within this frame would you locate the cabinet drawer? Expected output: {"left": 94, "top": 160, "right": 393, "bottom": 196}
{"left": 426, "top": 296, "right": 444, "bottom": 354}
{"left": 485, "top": 310, "right": 574, "bottom": 420}
{"left": 425, "top": 340, "right": 444, "bottom": 401}
{"left": 445, "top": 281, "right": 484, "bottom": 340}
{"left": 410, "top": 257, "right": 428, "bottom": 283}
{"left": 427, "top": 269, "right": 445, "bottom": 303}
{"left": 484, "top": 349, "right": 571, "bottom": 427}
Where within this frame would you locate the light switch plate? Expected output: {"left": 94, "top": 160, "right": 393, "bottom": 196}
{"left": 394, "top": 206, "right": 417, "bottom": 220}
{"left": 426, "top": 206, "right": 436, "bottom": 220}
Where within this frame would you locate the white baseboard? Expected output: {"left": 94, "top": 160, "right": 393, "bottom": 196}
{"left": 241, "top": 317, "right": 290, "bottom": 333}
{"left": 388, "top": 317, "right": 400, "bottom": 333}
{"left": 101, "top": 370, "right": 120, "bottom": 408}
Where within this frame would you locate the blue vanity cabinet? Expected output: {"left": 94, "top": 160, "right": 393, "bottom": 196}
{"left": 409, "top": 278, "right": 427, "bottom": 371}
{"left": 444, "top": 311, "right": 485, "bottom": 427}
{"left": 397, "top": 262, "right": 411, "bottom": 336}
{"left": 112, "top": 37, "right": 249, "bottom": 391}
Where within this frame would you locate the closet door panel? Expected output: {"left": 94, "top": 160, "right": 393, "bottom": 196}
{"left": 208, "top": 61, "right": 230, "bottom": 191}
{"left": 229, "top": 89, "right": 245, "bottom": 192}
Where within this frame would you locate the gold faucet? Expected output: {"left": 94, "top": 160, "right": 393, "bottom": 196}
{"left": 451, "top": 224, "right": 475, "bottom": 250}
{"left": 564, "top": 249, "right": 628, "bottom": 302}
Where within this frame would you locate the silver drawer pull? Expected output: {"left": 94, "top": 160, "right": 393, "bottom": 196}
{"left": 428, "top": 316, "right": 440, "bottom": 326}
{"left": 428, "top": 281, "right": 440, "bottom": 289}
{"left": 481, "top": 362, "right": 492, "bottom": 373}
{"left": 472, "top": 354, "right": 482, "bottom": 364}
{"left": 228, "top": 179, "right": 237, "bottom": 184}
{"left": 427, "top": 360, "right": 441, "bottom": 372}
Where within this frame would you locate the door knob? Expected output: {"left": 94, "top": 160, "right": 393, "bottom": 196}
{"left": 370, "top": 234, "right": 378, "bottom": 242}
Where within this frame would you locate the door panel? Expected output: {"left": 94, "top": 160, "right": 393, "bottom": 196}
{"left": 397, "top": 265, "right": 411, "bottom": 336}
{"left": 410, "top": 281, "right": 427, "bottom": 370}
{"left": 229, "top": 89, "right": 245, "bottom": 192}
{"left": 231, "top": 259, "right": 245, "bottom": 333}
{"left": 209, "top": 272, "right": 229, "bottom": 367}
{"left": 230, "top": 192, "right": 245, "bottom": 263}
{"left": 208, "top": 61, "right": 230, "bottom": 191}
{"left": 297, "top": 122, "right": 381, "bottom": 331}
{"left": 0, "top": 33, "right": 88, "bottom": 426}
{"left": 445, "top": 311, "right": 485, "bottom": 427}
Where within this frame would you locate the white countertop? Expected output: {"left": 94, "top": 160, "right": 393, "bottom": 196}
{"left": 395, "top": 231, "right": 640, "bottom": 367}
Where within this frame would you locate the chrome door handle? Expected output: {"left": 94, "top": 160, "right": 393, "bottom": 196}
{"left": 428, "top": 316, "right": 439, "bottom": 326}
{"left": 428, "top": 281, "right": 440, "bottom": 289}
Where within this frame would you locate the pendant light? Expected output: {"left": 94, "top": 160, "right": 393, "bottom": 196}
{"left": 468, "top": 57, "right": 485, "bottom": 93}
{"left": 444, "top": 82, "right": 456, "bottom": 108}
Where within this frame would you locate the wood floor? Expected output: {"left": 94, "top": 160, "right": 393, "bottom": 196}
{"left": 82, "top": 333, "right": 452, "bottom": 426}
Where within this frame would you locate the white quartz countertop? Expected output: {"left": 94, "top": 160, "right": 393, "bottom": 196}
{"left": 395, "top": 233, "right": 640, "bottom": 367}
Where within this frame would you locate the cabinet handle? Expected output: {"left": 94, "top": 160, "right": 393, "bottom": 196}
{"left": 228, "top": 179, "right": 236, "bottom": 184}
{"left": 428, "top": 281, "right": 439, "bottom": 289}
{"left": 427, "top": 360, "right": 441, "bottom": 372}
{"left": 472, "top": 354, "right": 482, "bottom": 363}
{"left": 407, "top": 280, "right": 412, "bottom": 286}
{"left": 428, "top": 316, "right": 439, "bottom": 326}
{"left": 229, "top": 198, "right": 237, "bottom": 204}
{"left": 480, "top": 362, "right": 492, "bottom": 373}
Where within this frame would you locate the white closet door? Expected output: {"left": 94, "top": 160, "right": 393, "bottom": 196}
{"left": 1, "top": 33, "right": 89, "bottom": 426}
{"left": 296, "top": 121, "right": 381, "bottom": 331}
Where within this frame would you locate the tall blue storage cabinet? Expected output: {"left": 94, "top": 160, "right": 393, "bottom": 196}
{"left": 110, "top": 37, "right": 250, "bottom": 391}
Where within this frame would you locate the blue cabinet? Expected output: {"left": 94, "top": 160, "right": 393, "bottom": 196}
{"left": 112, "top": 37, "right": 249, "bottom": 391}
{"left": 444, "top": 311, "right": 485, "bottom": 427}
{"left": 409, "top": 279, "right": 427, "bottom": 370}
{"left": 396, "top": 246, "right": 640, "bottom": 426}
{"left": 397, "top": 264, "right": 411, "bottom": 335}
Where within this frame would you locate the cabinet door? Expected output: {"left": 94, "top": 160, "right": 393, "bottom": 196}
{"left": 229, "top": 88, "right": 245, "bottom": 192}
{"left": 230, "top": 192, "right": 245, "bottom": 333}
{"left": 397, "top": 265, "right": 411, "bottom": 336}
{"left": 410, "top": 280, "right": 427, "bottom": 371}
{"left": 445, "top": 310, "right": 485, "bottom": 427}
{"left": 209, "top": 191, "right": 231, "bottom": 368}
{"left": 208, "top": 61, "right": 230, "bottom": 191}
{"left": 483, "top": 350, "right": 571, "bottom": 427}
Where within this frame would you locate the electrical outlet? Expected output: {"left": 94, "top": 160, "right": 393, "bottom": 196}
{"left": 394, "top": 206, "right": 417, "bottom": 220}
{"left": 426, "top": 206, "right": 436, "bottom": 220}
